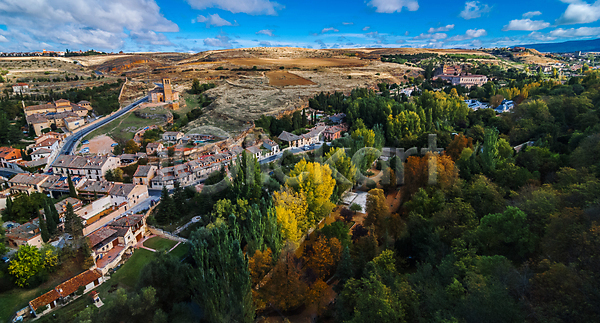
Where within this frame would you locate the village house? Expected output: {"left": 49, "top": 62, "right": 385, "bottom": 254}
{"left": 24, "top": 99, "right": 92, "bottom": 136}
{"left": 162, "top": 131, "right": 184, "bottom": 142}
{"left": 46, "top": 175, "right": 87, "bottom": 198}
{"left": 8, "top": 173, "right": 54, "bottom": 194}
{"left": 145, "top": 142, "right": 164, "bottom": 155}
{"left": 0, "top": 146, "right": 22, "bottom": 168}
{"left": 245, "top": 146, "right": 262, "bottom": 160}
{"left": 76, "top": 180, "right": 114, "bottom": 199}
{"left": 108, "top": 183, "right": 149, "bottom": 210}
{"left": 262, "top": 139, "right": 280, "bottom": 158}
{"left": 29, "top": 270, "right": 103, "bottom": 317}
{"left": 5, "top": 218, "right": 43, "bottom": 248}
{"left": 12, "top": 83, "right": 29, "bottom": 93}
{"left": 323, "top": 125, "right": 345, "bottom": 141}
{"left": 278, "top": 125, "right": 326, "bottom": 148}
{"left": 52, "top": 197, "right": 83, "bottom": 225}
{"left": 88, "top": 215, "right": 147, "bottom": 274}
{"left": 53, "top": 155, "right": 120, "bottom": 181}
{"left": 132, "top": 165, "right": 157, "bottom": 185}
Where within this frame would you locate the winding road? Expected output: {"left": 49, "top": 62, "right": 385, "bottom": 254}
{"left": 52, "top": 96, "right": 148, "bottom": 162}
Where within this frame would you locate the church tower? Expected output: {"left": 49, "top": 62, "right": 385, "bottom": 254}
{"left": 162, "top": 78, "right": 173, "bottom": 101}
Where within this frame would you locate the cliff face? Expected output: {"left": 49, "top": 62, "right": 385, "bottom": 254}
{"left": 94, "top": 56, "right": 157, "bottom": 74}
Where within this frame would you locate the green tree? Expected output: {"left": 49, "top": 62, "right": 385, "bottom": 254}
{"left": 124, "top": 139, "right": 139, "bottom": 154}
{"left": 156, "top": 187, "right": 175, "bottom": 224}
{"left": 476, "top": 206, "right": 535, "bottom": 258}
{"left": 189, "top": 221, "right": 254, "bottom": 323}
{"left": 64, "top": 202, "right": 83, "bottom": 238}
{"left": 8, "top": 244, "right": 44, "bottom": 287}
{"left": 337, "top": 275, "right": 405, "bottom": 323}
{"left": 39, "top": 211, "right": 50, "bottom": 243}
{"left": 68, "top": 173, "right": 78, "bottom": 198}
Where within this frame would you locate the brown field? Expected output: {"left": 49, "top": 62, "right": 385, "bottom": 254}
{"left": 227, "top": 57, "right": 366, "bottom": 68}
{"left": 266, "top": 71, "right": 316, "bottom": 86}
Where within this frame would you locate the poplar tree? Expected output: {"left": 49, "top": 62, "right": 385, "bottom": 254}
{"left": 38, "top": 211, "right": 50, "bottom": 243}
{"left": 190, "top": 219, "right": 254, "bottom": 323}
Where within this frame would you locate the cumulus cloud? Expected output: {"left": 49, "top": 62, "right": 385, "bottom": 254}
{"left": 556, "top": 0, "right": 600, "bottom": 25}
{"left": 550, "top": 26, "right": 600, "bottom": 37}
{"left": 363, "top": 26, "right": 371, "bottom": 31}
{"left": 130, "top": 31, "right": 173, "bottom": 46}
{"left": 503, "top": 19, "right": 550, "bottom": 31}
{"left": 196, "top": 14, "right": 234, "bottom": 27}
{"left": 413, "top": 32, "right": 447, "bottom": 40}
{"left": 256, "top": 29, "right": 275, "bottom": 37}
{"left": 321, "top": 27, "right": 339, "bottom": 33}
{"left": 460, "top": 1, "right": 491, "bottom": 20}
{"left": 523, "top": 11, "right": 542, "bottom": 18}
{"left": 428, "top": 24, "right": 455, "bottom": 33}
{"left": 185, "top": 0, "right": 283, "bottom": 15}
{"left": 528, "top": 32, "right": 558, "bottom": 42}
{"left": 315, "top": 39, "right": 327, "bottom": 48}
{"left": 0, "top": 0, "right": 178, "bottom": 50}
{"left": 446, "top": 28, "right": 487, "bottom": 41}
{"left": 259, "top": 41, "right": 271, "bottom": 46}
{"left": 203, "top": 34, "right": 235, "bottom": 48}
{"left": 366, "top": 0, "right": 419, "bottom": 13}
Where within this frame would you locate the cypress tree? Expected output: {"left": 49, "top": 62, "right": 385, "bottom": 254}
{"left": 67, "top": 174, "right": 78, "bottom": 198}
{"left": 44, "top": 202, "right": 57, "bottom": 235}
{"left": 38, "top": 211, "right": 50, "bottom": 243}
{"left": 64, "top": 202, "right": 83, "bottom": 238}
{"left": 2, "top": 196, "right": 13, "bottom": 221}
{"left": 156, "top": 187, "right": 175, "bottom": 224}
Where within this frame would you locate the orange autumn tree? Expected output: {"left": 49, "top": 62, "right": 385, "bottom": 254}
{"left": 403, "top": 153, "right": 458, "bottom": 197}
{"left": 303, "top": 236, "right": 342, "bottom": 279}
{"left": 263, "top": 253, "right": 308, "bottom": 311}
{"left": 307, "top": 279, "right": 330, "bottom": 315}
{"left": 446, "top": 134, "right": 474, "bottom": 161}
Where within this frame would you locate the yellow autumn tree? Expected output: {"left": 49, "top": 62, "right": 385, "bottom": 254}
{"left": 306, "top": 279, "right": 330, "bottom": 315}
{"left": 273, "top": 189, "right": 308, "bottom": 242}
{"left": 287, "top": 160, "right": 336, "bottom": 228}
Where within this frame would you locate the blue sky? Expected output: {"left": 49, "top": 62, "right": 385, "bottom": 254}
{"left": 1, "top": 0, "right": 600, "bottom": 52}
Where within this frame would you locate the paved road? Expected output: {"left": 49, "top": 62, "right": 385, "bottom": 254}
{"left": 52, "top": 96, "right": 149, "bottom": 162}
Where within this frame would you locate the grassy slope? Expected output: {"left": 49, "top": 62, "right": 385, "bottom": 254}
{"left": 143, "top": 237, "right": 177, "bottom": 251}
{"left": 82, "top": 110, "right": 158, "bottom": 143}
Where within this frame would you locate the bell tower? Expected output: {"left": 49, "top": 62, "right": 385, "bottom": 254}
{"left": 162, "top": 78, "right": 173, "bottom": 101}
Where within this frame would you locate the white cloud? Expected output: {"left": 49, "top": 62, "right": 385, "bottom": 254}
{"left": 256, "top": 29, "right": 275, "bottom": 37}
{"left": 259, "top": 41, "right": 271, "bottom": 46}
{"left": 0, "top": 0, "right": 178, "bottom": 50}
{"left": 550, "top": 26, "right": 600, "bottom": 37}
{"left": 196, "top": 14, "right": 234, "bottom": 27}
{"left": 0, "top": 35, "right": 8, "bottom": 43}
{"left": 342, "top": 22, "right": 354, "bottom": 25}
{"left": 185, "top": 0, "right": 283, "bottom": 15}
{"left": 413, "top": 32, "right": 447, "bottom": 40}
{"left": 446, "top": 28, "right": 487, "bottom": 41}
{"left": 556, "top": 0, "right": 600, "bottom": 25}
{"left": 523, "top": 11, "right": 542, "bottom": 18}
{"left": 203, "top": 34, "right": 235, "bottom": 48}
{"left": 321, "top": 27, "right": 339, "bottom": 33}
{"left": 428, "top": 24, "right": 455, "bottom": 33}
{"left": 366, "top": 0, "right": 419, "bottom": 13}
{"left": 528, "top": 32, "right": 558, "bottom": 42}
{"left": 363, "top": 26, "right": 371, "bottom": 31}
{"left": 130, "top": 31, "right": 172, "bottom": 46}
{"left": 460, "top": 1, "right": 491, "bottom": 20}
{"left": 503, "top": 19, "right": 550, "bottom": 31}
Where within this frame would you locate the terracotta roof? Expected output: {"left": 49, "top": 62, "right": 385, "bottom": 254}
{"left": 88, "top": 227, "right": 118, "bottom": 248}
{"left": 29, "top": 289, "right": 60, "bottom": 310}
{"left": 109, "top": 215, "right": 143, "bottom": 228}
{"left": 108, "top": 183, "right": 136, "bottom": 197}
{"left": 56, "top": 270, "right": 102, "bottom": 297}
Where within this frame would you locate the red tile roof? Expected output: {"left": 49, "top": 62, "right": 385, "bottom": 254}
{"left": 56, "top": 270, "right": 102, "bottom": 297}
{"left": 29, "top": 289, "right": 60, "bottom": 310}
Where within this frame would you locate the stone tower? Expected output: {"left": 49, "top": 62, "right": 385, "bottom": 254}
{"left": 162, "top": 78, "right": 173, "bottom": 101}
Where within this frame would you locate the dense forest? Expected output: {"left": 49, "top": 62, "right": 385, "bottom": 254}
{"left": 32, "top": 70, "right": 600, "bottom": 323}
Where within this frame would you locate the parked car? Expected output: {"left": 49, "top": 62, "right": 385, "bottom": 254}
{"left": 82, "top": 140, "right": 89, "bottom": 145}
{"left": 111, "top": 143, "right": 119, "bottom": 147}
{"left": 1, "top": 257, "right": 9, "bottom": 263}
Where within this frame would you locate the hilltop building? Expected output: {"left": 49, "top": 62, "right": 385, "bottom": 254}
{"left": 149, "top": 78, "right": 180, "bottom": 110}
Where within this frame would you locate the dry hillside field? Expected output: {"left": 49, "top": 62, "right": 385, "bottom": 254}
{"left": 266, "top": 71, "right": 316, "bottom": 86}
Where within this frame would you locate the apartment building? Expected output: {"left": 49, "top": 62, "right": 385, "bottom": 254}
{"left": 53, "top": 155, "right": 120, "bottom": 181}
